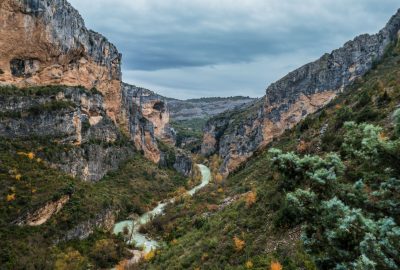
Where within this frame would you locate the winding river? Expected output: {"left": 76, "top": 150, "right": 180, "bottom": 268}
{"left": 113, "top": 164, "right": 211, "bottom": 253}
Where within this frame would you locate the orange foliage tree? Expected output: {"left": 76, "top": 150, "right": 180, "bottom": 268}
{"left": 233, "top": 236, "right": 245, "bottom": 251}
{"left": 270, "top": 261, "right": 283, "bottom": 270}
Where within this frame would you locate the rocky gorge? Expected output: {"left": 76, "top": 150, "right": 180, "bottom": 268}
{"left": 202, "top": 9, "right": 400, "bottom": 176}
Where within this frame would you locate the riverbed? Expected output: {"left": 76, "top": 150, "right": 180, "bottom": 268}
{"left": 113, "top": 164, "right": 211, "bottom": 253}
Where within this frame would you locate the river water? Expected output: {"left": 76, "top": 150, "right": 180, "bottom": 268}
{"left": 113, "top": 164, "right": 211, "bottom": 253}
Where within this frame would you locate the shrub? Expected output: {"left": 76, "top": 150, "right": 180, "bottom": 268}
{"left": 233, "top": 236, "right": 245, "bottom": 252}
{"left": 271, "top": 261, "right": 283, "bottom": 270}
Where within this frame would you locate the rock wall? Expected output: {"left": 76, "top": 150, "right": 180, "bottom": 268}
{"left": 61, "top": 208, "right": 116, "bottom": 241}
{"left": 203, "top": 9, "right": 400, "bottom": 176}
{"left": 122, "top": 83, "right": 177, "bottom": 163}
{"left": 0, "top": 0, "right": 122, "bottom": 122}
{"left": 0, "top": 86, "right": 133, "bottom": 181}
{"left": 15, "top": 195, "right": 70, "bottom": 226}
{"left": 0, "top": 0, "right": 179, "bottom": 169}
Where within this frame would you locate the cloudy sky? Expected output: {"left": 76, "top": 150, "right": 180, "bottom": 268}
{"left": 69, "top": 0, "right": 399, "bottom": 99}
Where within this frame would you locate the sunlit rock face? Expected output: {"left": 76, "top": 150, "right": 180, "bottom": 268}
{"left": 202, "top": 9, "right": 400, "bottom": 176}
{"left": 0, "top": 0, "right": 122, "bottom": 123}
{"left": 122, "top": 83, "right": 177, "bottom": 163}
{"left": 0, "top": 0, "right": 177, "bottom": 167}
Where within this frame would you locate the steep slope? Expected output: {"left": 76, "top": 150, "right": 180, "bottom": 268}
{"left": 0, "top": 0, "right": 122, "bottom": 123}
{"left": 168, "top": 97, "right": 255, "bottom": 153}
{"left": 0, "top": 0, "right": 184, "bottom": 167}
{"left": 202, "top": 9, "right": 400, "bottom": 176}
{"left": 0, "top": 133, "right": 188, "bottom": 269}
{"left": 0, "top": 85, "right": 131, "bottom": 182}
{"left": 139, "top": 35, "right": 400, "bottom": 270}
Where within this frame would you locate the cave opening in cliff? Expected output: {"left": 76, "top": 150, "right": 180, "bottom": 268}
{"left": 153, "top": 102, "right": 166, "bottom": 112}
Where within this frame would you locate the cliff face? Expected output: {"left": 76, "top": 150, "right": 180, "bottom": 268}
{"left": 122, "top": 83, "right": 177, "bottom": 163}
{"left": 0, "top": 0, "right": 122, "bottom": 122}
{"left": 0, "top": 86, "right": 133, "bottom": 182}
{"left": 203, "top": 9, "right": 400, "bottom": 176}
{"left": 0, "top": 0, "right": 179, "bottom": 169}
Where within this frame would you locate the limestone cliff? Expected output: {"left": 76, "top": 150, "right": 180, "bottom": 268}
{"left": 0, "top": 0, "right": 122, "bottom": 122}
{"left": 0, "top": 0, "right": 178, "bottom": 168}
{"left": 203, "top": 9, "right": 400, "bottom": 176}
{"left": 122, "top": 83, "right": 176, "bottom": 163}
{"left": 0, "top": 86, "right": 133, "bottom": 182}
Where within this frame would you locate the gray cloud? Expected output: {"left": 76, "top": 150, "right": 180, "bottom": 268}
{"left": 69, "top": 0, "right": 399, "bottom": 99}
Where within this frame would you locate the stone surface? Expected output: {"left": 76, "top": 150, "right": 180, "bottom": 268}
{"left": 122, "top": 83, "right": 177, "bottom": 163}
{"left": 0, "top": 86, "right": 133, "bottom": 182}
{"left": 61, "top": 208, "right": 116, "bottom": 241}
{"left": 202, "top": 9, "right": 400, "bottom": 176}
{"left": 0, "top": 0, "right": 180, "bottom": 170}
{"left": 0, "top": 0, "right": 122, "bottom": 123}
{"left": 15, "top": 195, "right": 70, "bottom": 226}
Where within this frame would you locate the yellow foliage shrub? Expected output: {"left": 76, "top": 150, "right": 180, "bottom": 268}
{"left": 245, "top": 191, "right": 257, "bottom": 207}
{"left": 15, "top": 174, "right": 22, "bottom": 181}
{"left": 171, "top": 239, "right": 178, "bottom": 245}
{"left": 144, "top": 250, "right": 156, "bottom": 261}
{"left": 270, "top": 261, "right": 283, "bottom": 270}
{"left": 233, "top": 236, "right": 245, "bottom": 251}
{"left": 217, "top": 188, "right": 224, "bottom": 193}
{"left": 27, "top": 152, "right": 35, "bottom": 160}
{"left": 6, "top": 193, "right": 16, "bottom": 202}
{"left": 245, "top": 260, "right": 254, "bottom": 268}
{"left": 215, "top": 173, "right": 223, "bottom": 183}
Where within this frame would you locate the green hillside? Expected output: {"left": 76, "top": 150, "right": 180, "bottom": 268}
{"left": 0, "top": 136, "right": 188, "bottom": 269}
{"left": 138, "top": 42, "right": 400, "bottom": 269}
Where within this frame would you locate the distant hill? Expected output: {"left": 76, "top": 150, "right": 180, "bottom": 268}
{"left": 167, "top": 96, "right": 256, "bottom": 121}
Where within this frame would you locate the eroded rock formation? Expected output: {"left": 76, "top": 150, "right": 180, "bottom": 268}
{"left": 0, "top": 86, "right": 133, "bottom": 181}
{"left": 0, "top": 0, "right": 179, "bottom": 169}
{"left": 0, "top": 0, "right": 122, "bottom": 122}
{"left": 122, "top": 83, "right": 176, "bottom": 163}
{"left": 203, "top": 9, "right": 400, "bottom": 176}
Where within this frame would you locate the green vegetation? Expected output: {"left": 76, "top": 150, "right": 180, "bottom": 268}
{"left": 170, "top": 118, "right": 208, "bottom": 152}
{"left": 0, "top": 85, "right": 87, "bottom": 97}
{"left": 137, "top": 41, "right": 400, "bottom": 269}
{"left": 0, "top": 137, "right": 188, "bottom": 269}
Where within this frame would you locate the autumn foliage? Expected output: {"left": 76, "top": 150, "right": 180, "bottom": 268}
{"left": 245, "top": 191, "right": 257, "bottom": 207}
{"left": 233, "top": 236, "right": 245, "bottom": 251}
{"left": 270, "top": 261, "right": 283, "bottom": 270}
{"left": 144, "top": 250, "right": 156, "bottom": 261}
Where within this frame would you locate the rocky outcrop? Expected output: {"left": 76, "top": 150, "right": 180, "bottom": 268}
{"left": 0, "top": 0, "right": 122, "bottom": 123}
{"left": 14, "top": 195, "right": 70, "bottom": 226}
{"left": 173, "top": 150, "right": 193, "bottom": 177}
{"left": 62, "top": 208, "right": 116, "bottom": 241}
{"left": 0, "top": 0, "right": 187, "bottom": 170}
{"left": 203, "top": 9, "right": 400, "bottom": 176}
{"left": 0, "top": 86, "right": 133, "bottom": 181}
{"left": 122, "top": 83, "right": 177, "bottom": 163}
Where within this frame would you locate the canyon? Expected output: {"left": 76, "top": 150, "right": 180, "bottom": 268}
{"left": 202, "top": 9, "right": 400, "bottom": 176}
{"left": 1, "top": 0, "right": 400, "bottom": 269}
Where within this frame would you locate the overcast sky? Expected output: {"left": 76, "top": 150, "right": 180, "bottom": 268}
{"left": 69, "top": 0, "right": 399, "bottom": 99}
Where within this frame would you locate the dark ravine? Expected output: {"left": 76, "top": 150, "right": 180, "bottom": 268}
{"left": 202, "top": 9, "right": 400, "bottom": 176}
